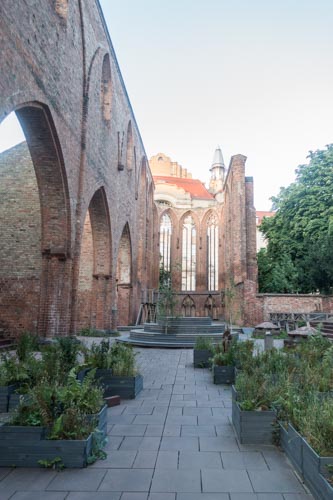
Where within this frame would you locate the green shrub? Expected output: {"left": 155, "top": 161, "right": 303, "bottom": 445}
{"left": 194, "top": 336, "right": 213, "bottom": 351}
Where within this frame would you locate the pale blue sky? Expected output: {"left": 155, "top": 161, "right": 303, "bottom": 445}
{"left": 1, "top": 1, "right": 332, "bottom": 209}
{"left": 100, "top": 0, "right": 333, "bottom": 209}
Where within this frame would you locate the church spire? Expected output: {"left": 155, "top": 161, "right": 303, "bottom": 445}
{"left": 209, "top": 145, "right": 225, "bottom": 195}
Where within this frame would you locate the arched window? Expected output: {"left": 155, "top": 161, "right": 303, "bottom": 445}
{"left": 207, "top": 213, "right": 219, "bottom": 290}
{"left": 159, "top": 213, "right": 172, "bottom": 273}
{"left": 101, "top": 54, "right": 112, "bottom": 122}
{"left": 182, "top": 214, "right": 196, "bottom": 291}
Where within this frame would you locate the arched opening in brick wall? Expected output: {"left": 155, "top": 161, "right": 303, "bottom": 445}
{"left": 0, "top": 104, "right": 70, "bottom": 339}
{"left": 101, "top": 54, "right": 112, "bottom": 122}
{"left": 126, "top": 121, "right": 133, "bottom": 170}
{"left": 181, "top": 212, "right": 197, "bottom": 291}
{"left": 77, "top": 188, "right": 112, "bottom": 332}
{"left": 137, "top": 158, "right": 148, "bottom": 290}
{"left": 182, "top": 295, "right": 196, "bottom": 317}
{"left": 206, "top": 211, "right": 219, "bottom": 291}
{"left": 116, "top": 223, "right": 132, "bottom": 326}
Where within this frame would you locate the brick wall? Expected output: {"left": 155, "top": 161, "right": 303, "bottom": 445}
{"left": 0, "top": 0, "right": 155, "bottom": 336}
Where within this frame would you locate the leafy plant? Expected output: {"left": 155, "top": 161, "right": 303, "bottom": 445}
{"left": 84, "top": 340, "right": 112, "bottom": 370}
{"left": 109, "top": 343, "right": 137, "bottom": 377}
{"left": 194, "top": 336, "right": 213, "bottom": 351}
{"left": 0, "top": 352, "right": 30, "bottom": 386}
{"left": 38, "top": 457, "right": 64, "bottom": 470}
{"left": 16, "top": 332, "right": 39, "bottom": 362}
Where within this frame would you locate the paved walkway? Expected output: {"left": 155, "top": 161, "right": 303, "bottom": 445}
{"left": 0, "top": 348, "right": 313, "bottom": 500}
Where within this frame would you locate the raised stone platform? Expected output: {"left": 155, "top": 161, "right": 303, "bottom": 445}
{"left": 117, "top": 317, "right": 226, "bottom": 348}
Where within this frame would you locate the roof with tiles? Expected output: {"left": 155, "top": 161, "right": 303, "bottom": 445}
{"left": 153, "top": 175, "right": 214, "bottom": 200}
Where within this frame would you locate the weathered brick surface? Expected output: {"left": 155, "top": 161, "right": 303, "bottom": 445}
{"left": 0, "top": 0, "right": 154, "bottom": 336}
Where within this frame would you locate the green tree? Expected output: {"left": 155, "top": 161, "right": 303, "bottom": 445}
{"left": 259, "top": 144, "right": 333, "bottom": 294}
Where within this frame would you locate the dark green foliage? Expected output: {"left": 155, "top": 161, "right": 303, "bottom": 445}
{"left": 194, "top": 336, "right": 213, "bottom": 351}
{"left": 16, "top": 332, "right": 39, "bottom": 362}
{"left": 258, "top": 144, "right": 333, "bottom": 293}
{"left": 84, "top": 341, "right": 138, "bottom": 377}
{"left": 235, "top": 335, "right": 333, "bottom": 455}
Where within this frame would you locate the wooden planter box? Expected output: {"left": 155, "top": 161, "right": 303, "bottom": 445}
{"left": 193, "top": 349, "right": 213, "bottom": 368}
{"left": 0, "top": 425, "right": 94, "bottom": 468}
{"left": 279, "top": 422, "right": 303, "bottom": 476}
{"left": 0, "top": 384, "right": 18, "bottom": 412}
{"left": 232, "top": 385, "right": 276, "bottom": 444}
{"left": 102, "top": 374, "right": 143, "bottom": 399}
{"left": 302, "top": 438, "right": 333, "bottom": 500}
{"left": 76, "top": 367, "right": 92, "bottom": 383}
{"left": 213, "top": 365, "right": 235, "bottom": 384}
{"left": 86, "top": 404, "right": 107, "bottom": 438}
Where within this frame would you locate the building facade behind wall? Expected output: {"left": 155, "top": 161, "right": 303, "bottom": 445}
{"left": 150, "top": 149, "right": 258, "bottom": 325}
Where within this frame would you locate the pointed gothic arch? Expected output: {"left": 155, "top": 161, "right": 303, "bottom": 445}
{"left": 77, "top": 187, "right": 112, "bottom": 331}
{"left": 181, "top": 295, "right": 196, "bottom": 317}
{"left": 116, "top": 223, "right": 133, "bottom": 325}
{"left": 180, "top": 211, "right": 198, "bottom": 291}
{"left": 0, "top": 102, "right": 71, "bottom": 337}
{"left": 204, "top": 294, "right": 218, "bottom": 320}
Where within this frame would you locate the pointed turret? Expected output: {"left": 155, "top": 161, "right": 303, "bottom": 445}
{"left": 209, "top": 146, "right": 225, "bottom": 195}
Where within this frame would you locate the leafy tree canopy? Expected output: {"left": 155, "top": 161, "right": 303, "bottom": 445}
{"left": 259, "top": 144, "right": 333, "bottom": 294}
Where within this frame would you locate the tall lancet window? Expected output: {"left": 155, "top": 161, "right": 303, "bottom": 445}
{"left": 182, "top": 214, "right": 196, "bottom": 291}
{"left": 207, "top": 213, "right": 219, "bottom": 291}
{"left": 159, "top": 213, "right": 172, "bottom": 273}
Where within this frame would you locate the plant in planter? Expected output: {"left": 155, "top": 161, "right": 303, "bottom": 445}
{"left": 106, "top": 343, "right": 143, "bottom": 399}
{"left": 193, "top": 336, "right": 214, "bottom": 368}
{"left": 212, "top": 332, "right": 236, "bottom": 384}
{"left": 83, "top": 341, "right": 143, "bottom": 399}
{"left": 0, "top": 369, "right": 107, "bottom": 468}
{"left": 0, "top": 352, "right": 32, "bottom": 412}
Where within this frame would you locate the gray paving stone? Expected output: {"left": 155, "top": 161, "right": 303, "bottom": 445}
{"left": 181, "top": 425, "right": 216, "bottom": 437}
{"left": 145, "top": 425, "right": 164, "bottom": 436}
{"left": 120, "top": 494, "right": 148, "bottom": 500}
{"left": 179, "top": 451, "right": 222, "bottom": 469}
{"left": 105, "top": 436, "right": 124, "bottom": 449}
{"left": 165, "top": 415, "right": 197, "bottom": 425}
{"left": 248, "top": 471, "right": 306, "bottom": 493}
{"left": 0, "top": 489, "right": 15, "bottom": 500}
{"left": 133, "top": 451, "right": 158, "bottom": 468}
{"left": 183, "top": 407, "right": 212, "bottom": 416}
{"left": 155, "top": 451, "right": 178, "bottom": 469}
{"left": 221, "top": 451, "right": 268, "bottom": 470}
{"left": 177, "top": 495, "right": 229, "bottom": 500}
{"left": 110, "top": 424, "right": 147, "bottom": 436}
{"left": 160, "top": 436, "right": 199, "bottom": 451}
{"left": 163, "top": 424, "right": 181, "bottom": 436}
{"left": 0, "top": 469, "right": 56, "bottom": 491}
{"left": 215, "top": 424, "right": 234, "bottom": 436}
{"left": 151, "top": 469, "right": 201, "bottom": 493}
{"left": 47, "top": 469, "right": 106, "bottom": 491}
{"left": 124, "top": 406, "right": 154, "bottom": 415}
{"left": 202, "top": 469, "right": 253, "bottom": 492}
{"left": 108, "top": 414, "right": 136, "bottom": 424}
{"left": 169, "top": 400, "right": 196, "bottom": 407}
{"left": 9, "top": 493, "right": 67, "bottom": 500}
{"left": 200, "top": 436, "right": 239, "bottom": 451}
{"left": 108, "top": 406, "right": 125, "bottom": 415}
{"left": 230, "top": 495, "right": 285, "bottom": 500}
{"left": 148, "top": 494, "right": 175, "bottom": 500}
{"left": 91, "top": 450, "right": 136, "bottom": 468}
{"left": 133, "top": 415, "right": 166, "bottom": 425}
{"left": 0, "top": 469, "right": 13, "bottom": 481}
{"left": 65, "top": 494, "right": 121, "bottom": 500}
{"left": 99, "top": 469, "right": 153, "bottom": 492}
{"left": 283, "top": 495, "right": 313, "bottom": 500}
{"left": 262, "top": 450, "right": 292, "bottom": 470}
{"left": 198, "top": 415, "right": 230, "bottom": 425}
{"left": 120, "top": 436, "right": 161, "bottom": 451}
